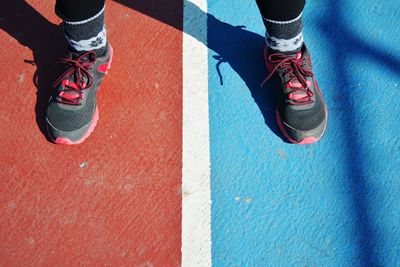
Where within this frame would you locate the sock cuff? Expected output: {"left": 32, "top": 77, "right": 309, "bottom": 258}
{"left": 262, "top": 12, "right": 302, "bottom": 24}
{"left": 64, "top": 4, "right": 105, "bottom": 25}
{"left": 62, "top": 3, "right": 107, "bottom": 54}
{"left": 264, "top": 15, "right": 303, "bottom": 40}
{"left": 260, "top": 2, "right": 304, "bottom": 53}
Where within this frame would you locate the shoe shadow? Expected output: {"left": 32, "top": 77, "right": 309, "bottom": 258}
{"left": 207, "top": 15, "right": 283, "bottom": 139}
{"left": 0, "top": 1, "right": 66, "bottom": 142}
{"left": 115, "top": 0, "right": 284, "bottom": 140}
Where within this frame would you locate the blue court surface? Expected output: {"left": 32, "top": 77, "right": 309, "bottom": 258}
{"left": 207, "top": 0, "right": 400, "bottom": 266}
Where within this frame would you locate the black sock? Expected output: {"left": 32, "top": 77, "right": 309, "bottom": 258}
{"left": 55, "top": 0, "right": 107, "bottom": 56}
{"left": 256, "top": 0, "right": 305, "bottom": 53}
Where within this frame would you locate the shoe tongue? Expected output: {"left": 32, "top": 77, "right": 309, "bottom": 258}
{"left": 59, "top": 90, "right": 80, "bottom": 101}
{"left": 64, "top": 51, "right": 91, "bottom": 86}
{"left": 289, "top": 91, "right": 308, "bottom": 101}
{"left": 66, "top": 72, "right": 88, "bottom": 89}
{"left": 286, "top": 79, "right": 311, "bottom": 101}
{"left": 68, "top": 47, "right": 96, "bottom": 61}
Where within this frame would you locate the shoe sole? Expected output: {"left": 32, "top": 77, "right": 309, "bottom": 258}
{"left": 276, "top": 81, "right": 328, "bottom": 145}
{"left": 49, "top": 45, "right": 114, "bottom": 145}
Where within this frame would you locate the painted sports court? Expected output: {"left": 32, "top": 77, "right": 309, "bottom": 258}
{"left": 1, "top": 0, "right": 399, "bottom": 266}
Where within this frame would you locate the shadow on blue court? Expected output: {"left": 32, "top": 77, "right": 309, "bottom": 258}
{"left": 207, "top": 17, "right": 284, "bottom": 140}
{"left": 115, "top": 0, "right": 400, "bottom": 265}
{"left": 313, "top": 1, "right": 400, "bottom": 265}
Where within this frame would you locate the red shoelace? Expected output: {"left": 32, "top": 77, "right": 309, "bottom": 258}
{"left": 262, "top": 52, "right": 315, "bottom": 106}
{"left": 53, "top": 51, "right": 97, "bottom": 105}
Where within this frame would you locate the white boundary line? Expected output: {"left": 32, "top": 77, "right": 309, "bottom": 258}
{"left": 182, "top": 0, "right": 211, "bottom": 266}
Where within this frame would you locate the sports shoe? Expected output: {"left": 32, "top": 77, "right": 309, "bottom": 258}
{"left": 46, "top": 43, "right": 113, "bottom": 145}
{"left": 262, "top": 44, "right": 327, "bottom": 144}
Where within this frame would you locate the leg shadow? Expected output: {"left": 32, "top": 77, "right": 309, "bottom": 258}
{"left": 0, "top": 1, "right": 66, "bottom": 141}
{"left": 115, "top": 0, "right": 284, "bottom": 139}
{"left": 207, "top": 15, "right": 282, "bottom": 138}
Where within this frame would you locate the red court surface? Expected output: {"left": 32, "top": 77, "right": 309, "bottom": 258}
{"left": 0, "top": 1, "right": 183, "bottom": 265}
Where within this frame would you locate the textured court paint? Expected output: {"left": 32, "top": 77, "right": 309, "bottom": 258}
{"left": 208, "top": 0, "right": 400, "bottom": 266}
{"left": 0, "top": 1, "right": 182, "bottom": 265}
{"left": 182, "top": 0, "right": 211, "bottom": 266}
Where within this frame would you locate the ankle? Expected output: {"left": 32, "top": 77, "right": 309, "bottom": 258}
{"left": 263, "top": 13, "right": 304, "bottom": 53}
{"left": 63, "top": 5, "right": 108, "bottom": 57}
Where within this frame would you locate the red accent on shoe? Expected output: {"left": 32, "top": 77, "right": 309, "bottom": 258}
{"left": 106, "top": 45, "right": 113, "bottom": 74}
{"left": 286, "top": 80, "right": 311, "bottom": 89}
{"left": 97, "top": 45, "right": 113, "bottom": 75}
{"left": 288, "top": 92, "right": 307, "bottom": 101}
{"left": 61, "top": 79, "right": 79, "bottom": 89}
{"left": 97, "top": 63, "right": 108, "bottom": 73}
{"left": 59, "top": 91, "right": 80, "bottom": 101}
{"left": 58, "top": 80, "right": 83, "bottom": 101}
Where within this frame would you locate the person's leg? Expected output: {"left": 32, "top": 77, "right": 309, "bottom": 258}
{"left": 256, "top": 0, "right": 305, "bottom": 53}
{"left": 257, "top": 0, "right": 328, "bottom": 144}
{"left": 55, "top": 0, "right": 107, "bottom": 55}
{"left": 46, "top": 0, "right": 113, "bottom": 145}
